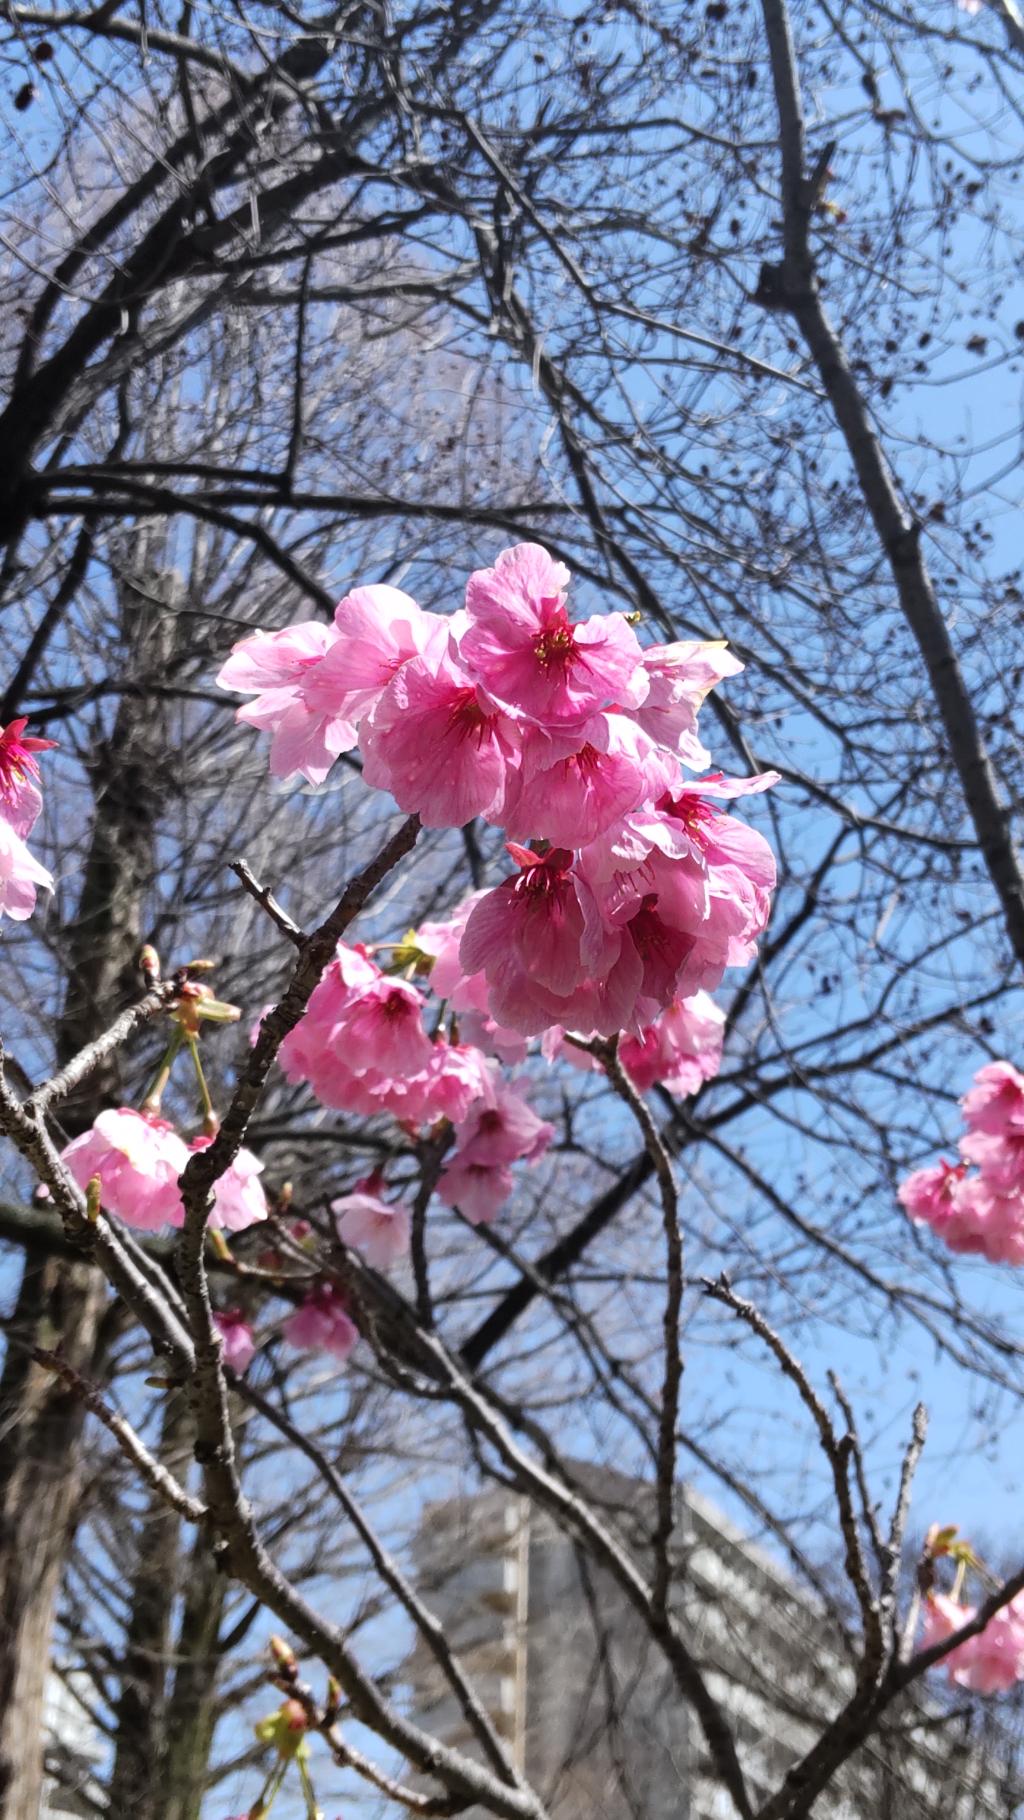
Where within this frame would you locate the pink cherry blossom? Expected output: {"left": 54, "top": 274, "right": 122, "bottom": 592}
{"left": 899, "top": 1160, "right": 980, "bottom": 1250}
{"left": 898, "top": 1162, "right": 1024, "bottom": 1263}
{"left": 452, "top": 1007, "right": 530, "bottom": 1065}
{"left": 922, "top": 1592, "right": 978, "bottom": 1673}
{"left": 360, "top": 648, "right": 519, "bottom": 828}
{"left": 458, "top": 543, "right": 648, "bottom": 726}
{"left": 961, "top": 1060, "right": 1024, "bottom": 1137}
{"left": 953, "top": 1597, "right": 1024, "bottom": 1692}
{"left": 283, "top": 1284, "right": 358, "bottom": 1359}
{"left": 303, "top": 584, "right": 443, "bottom": 724}
{"left": 0, "top": 817, "right": 53, "bottom": 922}
{"left": 437, "top": 1157, "right": 515, "bottom": 1224}
{"left": 413, "top": 901, "right": 529, "bottom": 1061}
{"left": 0, "top": 717, "right": 56, "bottom": 837}
{"left": 958, "top": 1125, "right": 1024, "bottom": 1193}
{"left": 414, "top": 896, "right": 487, "bottom": 1000}
{"left": 330, "top": 976, "right": 434, "bottom": 1076}
{"left": 578, "top": 773, "right": 777, "bottom": 1017}
{"left": 633, "top": 641, "right": 742, "bottom": 770}
{"left": 416, "top": 1041, "right": 494, "bottom": 1123}
{"left": 217, "top": 621, "right": 356, "bottom": 784}
{"left": 451, "top": 1065, "right": 554, "bottom": 1167}
{"left": 189, "top": 1136, "right": 268, "bottom": 1232}
{"left": 618, "top": 991, "right": 726, "bottom": 1096}
{"left": 214, "top": 1310, "right": 257, "bottom": 1373}
{"left": 61, "top": 1108, "right": 191, "bottom": 1231}
{"left": 460, "top": 845, "right": 641, "bottom": 1037}
{"left": 502, "top": 713, "right": 675, "bottom": 848}
{"left": 277, "top": 943, "right": 381, "bottom": 1082}
{"left": 333, "top": 1185, "right": 410, "bottom": 1268}
{"left": 923, "top": 1592, "right": 1024, "bottom": 1693}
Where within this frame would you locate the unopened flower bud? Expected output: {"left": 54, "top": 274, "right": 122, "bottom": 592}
{"left": 269, "top": 1634, "right": 298, "bottom": 1679}
{"left": 85, "top": 1174, "right": 102, "bottom": 1222}
{"left": 139, "top": 944, "right": 161, "bottom": 981}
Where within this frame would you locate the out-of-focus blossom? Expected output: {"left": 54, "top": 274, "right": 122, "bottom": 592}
{"left": 283, "top": 1284, "right": 358, "bottom": 1359}
{"left": 214, "top": 1310, "right": 257, "bottom": 1373}
{"left": 437, "top": 1157, "right": 515, "bottom": 1224}
{"left": 334, "top": 1185, "right": 410, "bottom": 1268}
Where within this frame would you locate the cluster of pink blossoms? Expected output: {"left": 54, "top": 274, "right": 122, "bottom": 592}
{"left": 220, "top": 542, "right": 778, "bottom": 1041}
{"left": 923, "top": 1590, "right": 1024, "bottom": 1693}
{"left": 171, "top": 543, "right": 779, "bottom": 1365}
{"left": 899, "top": 1061, "right": 1024, "bottom": 1263}
{"left": 61, "top": 1106, "right": 268, "bottom": 1234}
{"left": 0, "top": 717, "right": 55, "bottom": 922}
{"left": 273, "top": 944, "right": 555, "bottom": 1225}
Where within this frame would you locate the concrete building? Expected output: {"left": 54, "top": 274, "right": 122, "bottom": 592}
{"left": 409, "top": 1474, "right": 1021, "bottom": 1819}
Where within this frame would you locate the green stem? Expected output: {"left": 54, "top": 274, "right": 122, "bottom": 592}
{"left": 186, "top": 1034, "right": 217, "bottom": 1133}
{"left": 141, "top": 1026, "right": 184, "bottom": 1113}
{"left": 297, "top": 1753, "right": 323, "bottom": 1820}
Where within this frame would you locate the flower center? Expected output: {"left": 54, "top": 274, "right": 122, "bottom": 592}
{"left": 447, "top": 689, "right": 492, "bottom": 742}
{"left": 566, "top": 743, "right": 601, "bottom": 776}
{"left": 659, "top": 789, "right": 721, "bottom": 850}
{"left": 382, "top": 989, "right": 414, "bottom": 1022}
{"left": 533, "top": 615, "right": 577, "bottom": 669}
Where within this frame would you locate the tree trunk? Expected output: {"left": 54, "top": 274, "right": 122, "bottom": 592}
{"left": 106, "top": 1391, "right": 192, "bottom": 1820}
{"left": 0, "top": 556, "right": 177, "bottom": 1814}
{"left": 157, "top": 1533, "right": 230, "bottom": 1820}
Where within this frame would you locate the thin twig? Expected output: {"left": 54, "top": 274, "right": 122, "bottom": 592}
{"left": 33, "top": 1349, "right": 206, "bottom": 1523}
{"left": 230, "top": 859, "right": 305, "bottom": 946}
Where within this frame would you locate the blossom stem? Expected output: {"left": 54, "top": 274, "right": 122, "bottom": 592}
{"left": 186, "top": 1033, "right": 217, "bottom": 1133}
{"left": 141, "top": 1025, "right": 184, "bottom": 1114}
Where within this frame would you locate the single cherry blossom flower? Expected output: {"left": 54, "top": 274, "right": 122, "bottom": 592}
{"left": 0, "top": 717, "right": 56, "bottom": 837}
{"left": 333, "top": 1184, "right": 410, "bottom": 1268}
{"left": 921, "top": 1592, "right": 978, "bottom": 1674}
{"left": 61, "top": 1108, "right": 191, "bottom": 1230}
{"left": 217, "top": 621, "right": 356, "bottom": 784}
{"left": 502, "top": 712, "right": 675, "bottom": 848}
{"left": 277, "top": 944, "right": 381, "bottom": 1081}
{"left": 283, "top": 1284, "right": 358, "bottom": 1359}
{"left": 953, "top": 1597, "right": 1024, "bottom": 1692}
{"left": 0, "top": 817, "right": 53, "bottom": 922}
{"left": 330, "top": 976, "right": 434, "bottom": 1076}
{"left": 460, "top": 845, "right": 640, "bottom": 1036}
{"left": 437, "top": 1156, "right": 515, "bottom": 1224}
{"left": 632, "top": 640, "right": 743, "bottom": 770}
{"left": 303, "top": 584, "right": 443, "bottom": 724}
{"left": 360, "top": 648, "right": 519, "bottom": 827}
{"left": 924, "top": 1591, "right": 1024, "bottom": 1693}
{"left": 451, "top": 1066, "right": 554, "bottom": 1167}
{"left": 214, "top": 1310, "right": 257, "bottom": 1374}
{"left": 189, "top": 1136, "right": 268, "bottom": 1232}
{"left": 457, "top": 543, "right": 647, "bottom": 726}
{"left": 618, "top": 991, "right": 726, "bottom": 1096}
{"left": 961, "top": 1060, "right": 1024, "bottom": 1139}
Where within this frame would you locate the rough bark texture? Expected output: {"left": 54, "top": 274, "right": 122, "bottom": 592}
{"left": 0, "top": 561, "right": 176, "bottom": 1814}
